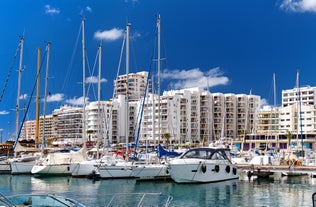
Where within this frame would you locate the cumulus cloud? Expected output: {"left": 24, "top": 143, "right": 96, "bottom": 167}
{"left": 86, "top": 6, "right": 92, "bottom": 12}
{"left": 46, "top": 93, "right": 64, "bottom": 102}
{"left": 66, "top": 96, "right": 89, "bottom": 106}
{"left": 45, "top": 5, "right": 60, "bottom": 15}
{"left": 260, "top": 98, "right": 269, "bottom": 107}
{"left": 86, "top": 76, "right": 107, "bottom": 84}
{"left": 19, "top": 94, "right": 28, "bottom": 100}
{"left": 0, "top": 110, "right": 9, "bottom": 115}
{"left": 94, "top": 28, "right": 124, "bottom": 41}
{"left": 280, "top": 0, "right": 316, "bottom": 12}
{"left": 161, "top": 67, "right": 229, "bottom": 90}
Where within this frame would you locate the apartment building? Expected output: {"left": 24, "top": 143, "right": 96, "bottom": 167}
{"left": 114, "top": 71, "right": 148, "bottom": 101}
{"left": 282, "top": 86, "right": 316, "bottom": 107}
{"left": 20, "top": 115, "right": 54, "bottom": 143}
{"left": 51, "top": 106, "right": 84, "bottom": 145}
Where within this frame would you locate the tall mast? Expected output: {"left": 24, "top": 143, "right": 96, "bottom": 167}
{"left": 35, "top": 47, "right": 41, "bottom": 148}
{"left": 42, "top": 42, "right": 50, "bottom": 149}
{"left": 97, "top": 44, "right": 102, "bottom": 159}
{"left": 15, "top": 37, "right": 24, "bottom": 141}
{"left": 157, "top": 15, "right": 161, "bottom": 145}
{"left": 82, "top": 17, "right": 87, "bottom": 146}
{"left": 296, "top": 70, "right": 304, "bottom": 157}
{"left": 273, "top": 73, "right": 276, "bottom": 107}
{"left": 125, "top": 23, "right": 131, "bottom": 158}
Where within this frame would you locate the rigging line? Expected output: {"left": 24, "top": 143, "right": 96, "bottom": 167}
{"left": 130, "top": 35, "right": 138, "bottom": 72}
{"left": 13, "top": 49, "right": 47, "bottom": 153}
{"left": 86, "top": 47, "right": 100, "bottom": 101}
{"left": 102, "top": 33, "right": 126, "bottom": 149}
{"left": 62, "top": 21, "right": 82, "bottom": 92}
{"left": 0, "top": 40, "right": 22, "bottom": 103}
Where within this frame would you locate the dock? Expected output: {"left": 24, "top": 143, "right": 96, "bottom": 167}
{"left": 236, "top": 164, "right": 316, "bottom": 178}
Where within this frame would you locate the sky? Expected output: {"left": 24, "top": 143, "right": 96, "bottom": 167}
{"left": 1, "top": 0, "right": 316, "bottom": 140}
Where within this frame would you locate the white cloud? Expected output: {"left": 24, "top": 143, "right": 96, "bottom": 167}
{"left": 260, "top": 98, "right": 269, "bottom": 107}
{"left": 94, "top": 28, "right": 124, "bottom": 41}
{"left": 66, "top": 96, "right": 89, "bottom": 106}
{"left": 86, "top": 6, "right": 92, "bottom": 12}
{"left": 280, "top": 0, "right": 316, "bottom": 12}
{"left": 161, "top": 67, "right": 229, "bottom": 90}
{"left": 86, "top": 76, "right": 107, "bottom": 84}
{"left": 46, "top": 93, "right": 64, "bottom": 102}
{"left": 19, "top": 94, "right": 27, "bottom": 100}
{"left": 0, "top": 110, "right": 9, "bottom": 115}
{"left": 45, "top": 5, "right": 61, "bottom": 15}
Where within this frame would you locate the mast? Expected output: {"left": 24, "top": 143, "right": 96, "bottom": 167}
{"left": 35, "top": 47, "right": 41, "bottom": 148}
{"left": 15, "top": 37, "right": 24, "bottom": 142}
{"left": 157, "top": 15, "right": 161, "bottom": 145}
{"left": 81, "top": 17, "right": 87, "bottom": 147}
{"left": 296, "top": 70, "right": 304, "bottom": 157}
{"left": 42, "top": 42, "right": 51, "bottom": 149}
{"left": 97, "top": 44, "right": 102, "bottom": 159}
{"left": 125, "top": 23, "right": 131, "bottom": 159}
{"left": 152, "top": 74, "right": 155, "bottom": 146}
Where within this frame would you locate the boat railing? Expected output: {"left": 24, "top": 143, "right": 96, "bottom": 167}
{"left": 105, "top": 192, "right": 173, "bottom": 207}
{"left": 0, "top": 192, "right": 16, "bottom": 206}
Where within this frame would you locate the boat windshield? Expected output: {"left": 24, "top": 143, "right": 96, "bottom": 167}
{"left": 181, "top": 148, "right": 231, "bottom": 160}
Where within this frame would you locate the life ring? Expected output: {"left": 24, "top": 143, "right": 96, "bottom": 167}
{"left": 225, "top": 165, "right": 230, "bottom": 173}
{"left": 201, "top": 163, "right": 207, "bottom": 173}
{"left": 214, "top": 165, "right": 220, "bottom": 173}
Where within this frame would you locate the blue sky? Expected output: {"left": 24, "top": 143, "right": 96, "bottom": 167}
{"left": 1, "top": 0, "right": 316, "bottom": 140}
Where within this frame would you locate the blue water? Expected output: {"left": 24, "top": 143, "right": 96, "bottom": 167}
{"left": 0, "top": 174, "right": 316, "bottom": 206}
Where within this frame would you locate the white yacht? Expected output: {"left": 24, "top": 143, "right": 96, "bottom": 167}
{"left": 167, "top": 147, "right": 239, "bottom": 183}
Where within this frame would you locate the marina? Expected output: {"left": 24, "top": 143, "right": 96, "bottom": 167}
{"left": 1, "top": 174, "right": 316, "bottom": 206}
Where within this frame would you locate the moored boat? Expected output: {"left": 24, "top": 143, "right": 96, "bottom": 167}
{"left": 167, "top": 147, "right": 239, "bottom": 183}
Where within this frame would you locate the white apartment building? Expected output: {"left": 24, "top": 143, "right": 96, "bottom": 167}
{"left": 51, "top": 106, "right": 84, "bottom": 145}
{"left": 20, "top": 115, "right": 54, "bottom": 142}
{"left": 137, "top": 87, "right": 260, "bottom": 145}
{"left": 114, "top": 71, "right": 148, "bottom": 101}
{"left": 282, "top": 86, "right": 316, "bottom": 107}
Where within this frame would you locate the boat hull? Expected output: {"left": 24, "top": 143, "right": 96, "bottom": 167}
{"left": 132, "top": 164, "right": 170, "bottom": 180}
{"left": 31, "top": 164, "right": 71, "bottom": 176}
{"left": 70, "top": 160, "right": 98, "bottom": 178}
{"left": 11, "top": 160, "right": 36, "bottom": 175}
{"left": 168, "top": 159, "right": 239, "bottom": 183}
{"left": 0, "top": 163, "right": 11, "bottom": 174}
{"left": 98, "top": 164, "right": 135, "bottom": 179}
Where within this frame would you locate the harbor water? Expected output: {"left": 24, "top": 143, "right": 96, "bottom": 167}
{"left": 0, "top": 174, "right": 316, "bottom": 206}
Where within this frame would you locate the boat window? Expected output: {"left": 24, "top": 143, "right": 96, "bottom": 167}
{"left": 210, "top": 151, "right": 226, "bottom": 160}
{"left": 183, "top": 150, "right": 199, "bottom": 158}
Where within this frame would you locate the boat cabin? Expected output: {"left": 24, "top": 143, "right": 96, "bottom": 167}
{"left": 180, "top": 148, "right": 231, "bottom": 160}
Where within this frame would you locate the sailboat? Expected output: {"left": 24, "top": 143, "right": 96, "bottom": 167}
{"left": 10, "top": 42, "right": 48, "bottom": 175}
{"left": 0, "top": 37, "right": 25, "bottom": 174}
{"left": 70, "top": 44, "right": 107, "bottom": 178}
{"left": 31, "top": 20, "right": 88, "bottom": 176}
{"left": 98, "top": 23, "right": 137, "bottom": 179}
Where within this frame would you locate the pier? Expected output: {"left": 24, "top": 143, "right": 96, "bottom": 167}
{"left": 236, "top": 164, "right": 316, "bottom": 178}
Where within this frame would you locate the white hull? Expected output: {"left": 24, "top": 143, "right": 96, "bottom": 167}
{"left": 31, "top": 164, "right": 71, "bottom": 176}
{"left": 0, "top": 163, "right": 11, "bottom": 173}
{"left": 132, "top": 164, "right": 169, "bottom": 180}
{"left": 168, "top": 147, "right": 239, "bottom": 183}
{"left": 70, "top": 160, "right": 98, "bottom": 177}
{"left": 98, "top": 165, "right": 135, "bottom": 178}
{"left": 11, "top": 160, "right": 36, "bottom": 175}
{"left": 168, "top": 161, "right": 238, "bottom": 183}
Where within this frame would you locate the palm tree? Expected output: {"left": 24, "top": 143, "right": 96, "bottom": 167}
{"left": 286, "top": 130, "right": 292, "bottom": 151}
